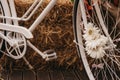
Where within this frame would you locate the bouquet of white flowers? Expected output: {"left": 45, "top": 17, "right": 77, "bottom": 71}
{"left": 83, "top": 23, "right": 108, "bottom": 59}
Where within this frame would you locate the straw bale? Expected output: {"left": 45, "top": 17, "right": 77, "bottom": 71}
{"left": 15, "top": 0, "right": 72, "bottom": 6}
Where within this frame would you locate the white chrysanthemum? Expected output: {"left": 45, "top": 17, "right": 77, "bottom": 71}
{"left": 86, "top": 46, "right": 105, "bottom": 59}
{"left": 85, "top": 40, "right": 101, "bottom": 49}
{"left": 83, "top": 33, "right": 100, "bottom": 41}
{"left": 99, "top": 35, "right": 108, "bottom": 46}
{"left": 85, "top": 35, "right": 108, "bottom": 49}
{"left": 83, "top": 23, "right": 108, "bottom": 59}
{"left": 83, "top": 23, "right": 100, "bottom": 40}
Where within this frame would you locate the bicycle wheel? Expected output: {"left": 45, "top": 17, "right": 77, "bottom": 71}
{"left": 73, "top": 0, "right": 120, "bottom": 80}
{"left": 0, "top": 0, "right": 26, "bottom": 59}
{"left": 0, "top": 0, "right": 11, "bottom": 58}
{"left": 5, "top": 32, "right": 27, "bottom": 59}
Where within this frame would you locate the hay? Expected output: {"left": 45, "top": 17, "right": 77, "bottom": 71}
{"left": 15, "top": 0, "right": 72, "bottom": 6}
{"left": 0, "top": 1, "right": 82, "bottom": 70}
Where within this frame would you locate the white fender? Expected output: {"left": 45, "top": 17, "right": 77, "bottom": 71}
{"left": 0, "top": 23, "right": 33, "bottom": 39}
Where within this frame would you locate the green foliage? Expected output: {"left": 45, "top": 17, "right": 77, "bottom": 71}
{"left": 71, "top": 0, "right": 74, "bottom": 2}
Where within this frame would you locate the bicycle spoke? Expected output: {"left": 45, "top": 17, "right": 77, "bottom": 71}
{"left": 15, "top": 48, "right": 20, "bottom": 56}
{"left": 8, "top": 46, "right": 12, "bottom": 51}
{"left": 5, "top": 32, "right": 26, "bottom": 59}
{"left": 103, "top": 58, "right": 120, "bottom": 80}
{"left": 73, "top": 0, "right": 120, "bottom": 80}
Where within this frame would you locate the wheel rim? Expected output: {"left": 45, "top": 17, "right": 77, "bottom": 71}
{"left": 5, "top": 32, "right": 27, "bottom": 59}
{"left": 0, "top": 1, "right": 6, "bottom": 57}
{"left": 73, "top": 0, "right": 120, "bottom": 80}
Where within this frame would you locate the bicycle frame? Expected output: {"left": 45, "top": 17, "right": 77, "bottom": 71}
{"left": 0, "top": 0, "right": 57, "bottom": 32}
{"left": 0, "top": 0, "right": 57, "bottom": 60}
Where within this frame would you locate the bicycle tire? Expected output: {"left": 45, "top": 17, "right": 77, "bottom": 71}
{"left": 0, "top": 0, "right": 11, "bottom": 58}
{"left": 73, "top": 0, "right": 95, "bottom": 80}
{"left": 73, "top": 0, "right": 120, "bottom": 80}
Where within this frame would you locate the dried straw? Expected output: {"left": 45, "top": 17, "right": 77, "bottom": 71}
{"left": 0, "top": 0, "right": 81, "bottom": 70}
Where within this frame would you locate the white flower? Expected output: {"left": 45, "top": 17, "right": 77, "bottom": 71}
{"left": 86, "top": 46, "right": 105, "bottom": 59}
{"left": 85, "top": 40, "right": 101, "bottom": 49}
{"left": 83, "top": 33, "right": 100, "bottom": 41}
{"left": 83, "top": 23, "right": 100, "bottom": 41}
{"left": 83, "top": 22, "right": 108, "bottom": 59}
{"left": 85, "top": 35, "right": 108, "bottom": 49}
{"left": 99, "top": 35, "right": 108, "bottom": 46}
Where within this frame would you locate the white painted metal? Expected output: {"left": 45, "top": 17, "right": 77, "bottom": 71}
{"left": 27, "top": 40, "right": 47, "bottom": 59}
{"left": 27, "top": 41, "right": 57, "bottom": 61}
{"left": 0, "top": 0, "right": 12, "bottom": 54}
{"left": 0, "top": 2, "right": 4, "bottom": 49}
{"left": 29, "top": 0, "right": 57, "bottom": 32}
{"left": 79, "top": 0, "right": 87, "bottom": 27}
{"left": 93, "top": 2, "right": 114, "bottom": 46}
{"left": 5, "top": 32, "right": 27, "bottom": 59}
{"left": 8, "top": 0, "right": 19, "bottom": 25}
{"left": 0, "top": 0, "right": 43, "bottom": 21}
{"left": 0, "top": 0, "right": 57, "bottom": 60}
{"left": 78, "top": 0, "right": 95, "bottom": 80}
{"left": 22, "top": 0, "right": 44, "bottom": 21}
{"left": 0, "top": 0, "right": 12, "bottom": 24}
{"left": 0, "top": 23, "right": 33, "bottom": 39}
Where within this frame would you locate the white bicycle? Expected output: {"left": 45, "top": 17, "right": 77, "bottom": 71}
{"left": 0, "top": 0, "right": 57, "bottom": 68}
{"left": 73, "top": 0, "right": 120, "bottom": 80}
